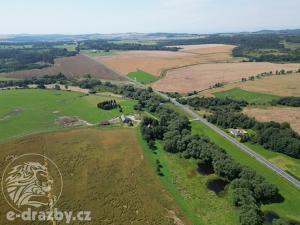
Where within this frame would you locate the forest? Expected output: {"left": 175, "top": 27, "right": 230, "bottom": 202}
{"left": 0, "top": 44, "right": 77, "bottom": 72}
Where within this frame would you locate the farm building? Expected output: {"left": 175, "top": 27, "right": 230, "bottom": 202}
{"left": 230, "top": 129, "right": 247, "bottom": 137}
{"left": 121, "top": 115, "right": 132, "bottom": 124}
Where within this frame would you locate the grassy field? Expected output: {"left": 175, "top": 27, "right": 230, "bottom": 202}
{"left": 138, "top": 131, "right": 240, "bottom": 225}
{"left": 0, "top": 128, "right": 189, "bottom": 225}
{"left": 214, "top": 88, "right": 280, "bottom": 104}
{"left": 0, "top": 76, "right": 20, "bottom": 81}
{"left": 191, "top": 121, "right": 300, "bottom": 222}
{"left": 54, "top": 43, "right": 77, "bottom": 51}
{"left": 127, "top": 70, "right": 160, "bottom": 84}
{"left": 81, "top": 49, "right": 121, "bottom": 56}
{"left": 244, "top": 142, "right": 300, "bottom": 180}
{"left": 0, "top": 89, "right": 136, "bottom": 142}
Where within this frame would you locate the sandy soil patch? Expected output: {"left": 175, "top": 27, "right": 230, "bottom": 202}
{"left": 95, "top": 44, "right": 236, "bottom": 76}
{"left": 55, "top": 116, "right": 92, "bottom": 127}
{"left": 46, "top": 84, "right": 90, "bottom": 94}
{"left": 151, "top": 62, "right": 300, "bottom": 93}
{"left": 243, "top": 106, "right": 300, "bottom": 134}
{"left": 0, "top": 54, "right": 124, "bottom": 81}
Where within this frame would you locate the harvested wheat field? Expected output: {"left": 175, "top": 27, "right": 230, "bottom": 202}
{"left": 95, "top": 44, "right": 236, "bottom": 76}
{"left": 243, "top": 106, "right": 300, "bottom": 134}
{"left": 152, "top": 62, "right": 300, "bottom": 93}
{"left": 202, "top": 73, "right": 300, "bottom": 97}
{"left": 0, "top": 128, "right": 189, "bottom": 225}
{"left": 0, "top": 54, "right": 124, "bottom": 81}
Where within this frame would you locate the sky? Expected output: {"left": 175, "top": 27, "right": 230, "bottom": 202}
{"left": 0, "top": 0, "right": 299, "bottom": 34}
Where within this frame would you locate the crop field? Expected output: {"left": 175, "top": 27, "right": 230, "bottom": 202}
{"left": 243, "top": 106, "right": 300, "bottom": 134}
{"left": 214, "top": 88, "right": 280, "bottom": 104}
{"left": 0, "top": 128, "right": 189, "bottom": 225}
{"left": 127, "top": 70, "right": 159, "bottom": 84}
{"left": 94, "top": 44, "right": 236, "bottom": 76}
{"left": 202, "top": 73, "right": 300, "bottom": 97}
{"left": 0, "top": 54, "right": 124, "bottom": 81}
{"left": 151, "top": 62, "right": 300, "bottom": 93}
{"left": 191, "top": 121, "right": 300, "bottom": 222}
{"left": 0, "top": 89, "right": 136, "bottom": 142}
{"left": 139, "top": 133, "right": 240, "bottom": 225}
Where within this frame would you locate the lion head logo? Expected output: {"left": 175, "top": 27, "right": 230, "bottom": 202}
{"left": 2, "top": 154, "right": 62, "bottom": 212}
{"left": 5, "top": 162, "right": 55, "bottom": 208}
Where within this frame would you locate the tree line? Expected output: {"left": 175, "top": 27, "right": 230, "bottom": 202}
{"left": 135, "top": 93, "right": 279, "bottom": 225}
{"left": 274, "top": 96, "right": 300, "bottom": 107}
{"left": 180, "top": 97, "right": 300, "bottom": 158}
{"left": 80, "top": 40, "right": 179, "bottom": 52}
{"left": 0, "top": 46, "right": 77, "bottom": 73}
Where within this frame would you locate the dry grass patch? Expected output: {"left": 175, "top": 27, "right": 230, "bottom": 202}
{"left": 152, "top": 62, "right": 300, "bottom": 93}
{"left": 0, "top": 128, "right": 190, "bottom": 225}
{"left": 243, "top": 106, "right": 300, "bottom": 134}
{"left": 95, "top": 44, "right": 236, "bottom": 76}
{"left": 0, "top": 54, "right": 124, "bottom": 81}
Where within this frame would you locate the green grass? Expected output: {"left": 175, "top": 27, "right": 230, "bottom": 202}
{"left": 244, "top": 142, "right": 300, "bottom": 180}
{"left": 138, "top": 130, "right": 240, "bottom": 225}
{"left": 54, "top": 43, "right": 77, "bottom": 51}
{"left": 80, "top": 49, "right": 121, "bottom": 56}
{"left": 0, "top": 89, "right": 136, "bottom": 142}
{"left": 0, "top": 77, "right": 20, "bottom": 81}
{"left": 214, "top": 88, "right": 280, "bottom": 104}
{"left": 127, "top": 70, "right": 160, "bottom": 84}
{"left": 191, "top": 121, "right": 300, "bottom": 222}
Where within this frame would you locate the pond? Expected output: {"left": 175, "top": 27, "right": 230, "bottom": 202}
{"left": 197, "top": 162, "right": 214, "bottom": 175}
{"left": 206, "top": 178, "right": 228, "bottom": 195}
{"left": 264, "top": 211, "right": 280, "bottom": 223}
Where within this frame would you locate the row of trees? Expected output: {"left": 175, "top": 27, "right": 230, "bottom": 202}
{"left": 137, "top": 96, "right": 279, "bottom": 225}
{"left": 275, "top": 96, "right": 300, "bottom": 107}
{"left": 81, "top": 40, "right": 179, "bottom": 52}
{"left": 182, "top": 96, "right": 300, "bottom": 158}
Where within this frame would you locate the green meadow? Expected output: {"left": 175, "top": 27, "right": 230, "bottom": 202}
{"left": 214, "top": 88, "right": 280, "bottom": 104}
{"left": 138, "top": 131, "right": 240, "bottom": 225}
{"left": 127, "top": 70, "right": 160, "bottom": 84}
{"left": 0, "top": 89, "right": 136, "bottom": 142}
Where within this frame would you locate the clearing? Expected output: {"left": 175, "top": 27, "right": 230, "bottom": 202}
{"left": 243, "top": 106, "right": 300, "bottom": 134}
{"left": 151, "top": 62, "right": 300, "bottom": 93}
{"left": 127, "top": 70, "right": 159, "bottom": 84}
{"left": 0, "top": 54, "right": 124, "bottom": 81}
{"left": 94, "top": 44, "right": 236, "bottom": 76}
{"left": 0, "top": 128, "right": 189, "bottom": 225}
{"left": 214, "top": 88, "right": 280, "bottom": 104}
{"left": 0, "top": 89, "right": 136, "bottom": 142}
